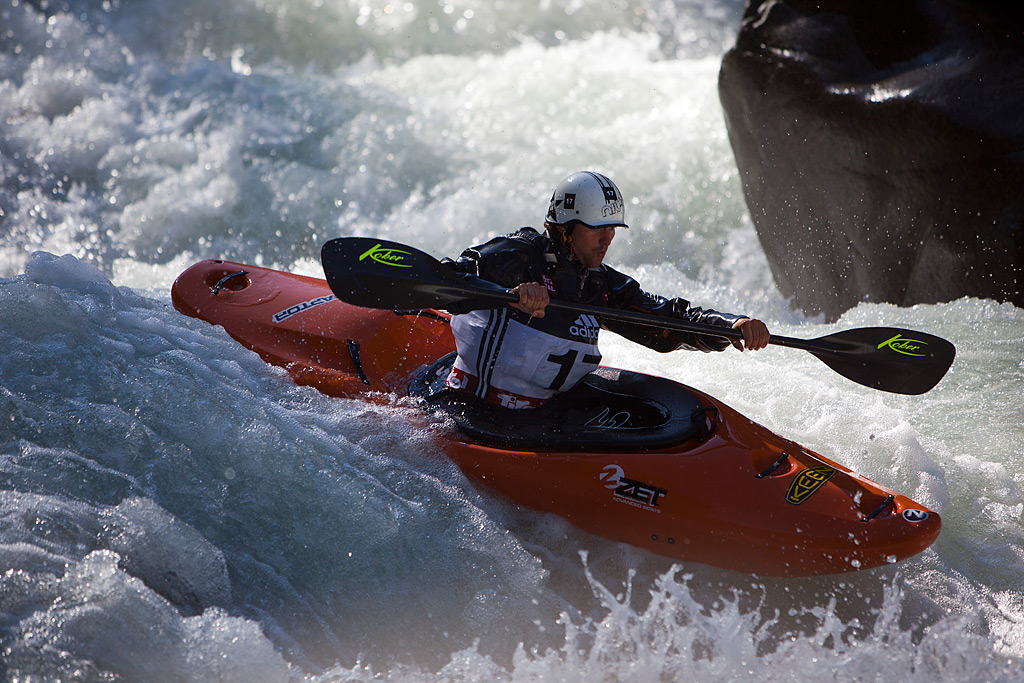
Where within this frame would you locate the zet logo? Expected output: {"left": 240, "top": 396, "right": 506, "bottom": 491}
{"left": 599, "top": 464, "right": 667, "bottom": 512}
{"left": 785, "top": 467, "right": 835, "bottom": 505}
{"left": 600, "top": 464, "right": 624, "bottom": 489}
{"left": 359, "top": 243, "right": 412, "bottom": 268}
{"left": 878, "top": 334, "right": 928, "bottom": 357}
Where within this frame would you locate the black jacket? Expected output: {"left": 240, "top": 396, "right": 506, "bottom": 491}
{"left": 441, "top": 227, "right": 744, "bottom": 353}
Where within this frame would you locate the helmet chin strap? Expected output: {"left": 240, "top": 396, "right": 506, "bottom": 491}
{"left": 545, "top": 222, "right": 581, "bottom": 264}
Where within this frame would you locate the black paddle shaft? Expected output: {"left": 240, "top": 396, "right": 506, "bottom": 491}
{"left": 321, "top": 238, "right": 956, "bottom": 395}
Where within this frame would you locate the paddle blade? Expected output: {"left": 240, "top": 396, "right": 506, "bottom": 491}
{"left": 320, "top": 237, "right": 514, "bottom": 311}
{"left": 802, "top": 327, "right": 956, "bottom": 395}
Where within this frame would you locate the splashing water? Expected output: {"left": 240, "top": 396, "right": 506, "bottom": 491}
{"left": 1, "top": 0, "right": 1022, "bottom": 680}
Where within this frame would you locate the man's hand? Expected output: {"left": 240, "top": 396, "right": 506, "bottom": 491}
{"left": 510, "top": 282, "right": 549, "bottom": 318}
{"left": 731, "top": 318, "right": 770, "bottom": 351}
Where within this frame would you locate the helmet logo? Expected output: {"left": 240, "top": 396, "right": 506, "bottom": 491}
{"left": 601, "top": 200, "right": 623, "bottom": 218}
{"left": 546, "top": 198, "right": 558, "bottom": 222}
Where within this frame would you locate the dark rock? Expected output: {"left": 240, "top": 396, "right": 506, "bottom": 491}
{"left": 719, "top": 0, "right": 1023, "bottom": 320}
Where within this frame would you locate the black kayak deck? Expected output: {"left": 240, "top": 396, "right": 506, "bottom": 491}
{"left": 409, "top": 353, "right": 714, "bottom": 452}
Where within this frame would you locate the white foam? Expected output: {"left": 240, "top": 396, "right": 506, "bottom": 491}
{"left": 1, "top": 0, "right": 1022, "bottom": 679}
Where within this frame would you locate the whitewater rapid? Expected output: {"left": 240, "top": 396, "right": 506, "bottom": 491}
{"left": 2, "top": 1, "right": 1023, "bottom": 681}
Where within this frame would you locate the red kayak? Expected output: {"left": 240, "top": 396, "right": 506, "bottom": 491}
{"left": 172, "top": 258, "right": 942, "bottom": 577}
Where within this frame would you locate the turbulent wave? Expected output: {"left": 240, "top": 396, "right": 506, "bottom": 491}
{"left": 1, "top": 0, "right": 1023, "bottom": 681}
{"left": 1, "top": 0, "right": 747, "bottom": 282}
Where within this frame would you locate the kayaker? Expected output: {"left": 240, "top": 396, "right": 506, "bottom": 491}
{"left": 441, "top": 170, "right": 770, "bottom": 409}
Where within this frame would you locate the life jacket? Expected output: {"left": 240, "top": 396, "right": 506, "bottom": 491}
{"left": 441, "top": 227, "right": 744, "bottom": 408}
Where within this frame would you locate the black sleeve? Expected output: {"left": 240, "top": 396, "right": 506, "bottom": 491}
{"left": 600, "top": 269, "right": 746, "bottom": 353}
{"left": 439, "top": 229, "right": 540, "bottom": 314}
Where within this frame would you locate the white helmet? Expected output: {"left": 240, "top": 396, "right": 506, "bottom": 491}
{"left": 546, "top": 171, "right": 628, "bottom": 228}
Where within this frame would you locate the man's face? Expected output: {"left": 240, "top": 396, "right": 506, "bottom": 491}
{"left": 570, "top": 224, "right": 616, "bottom": 268}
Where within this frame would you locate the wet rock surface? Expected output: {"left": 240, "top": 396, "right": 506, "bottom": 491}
{"left": 719, "top": 0, "right": 1023, "bottom": 319}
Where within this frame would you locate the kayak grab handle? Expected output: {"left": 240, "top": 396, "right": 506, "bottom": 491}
{"left": 211, "top": 270, "right": 249, "bottom": 296}
{"left": 862, "top": 495, "right": 895, "bottom": 522}
{"left": 347, "top": 339, "right": 371, "bottom": 385}
{"left": 691, "top": 406, "right": 719, "bottom": 439}
{"left": 394, "top": 309, "right": 451, "bottom": 324}
{"left": 756, "top": 452, "right": 791, "bottom": 479}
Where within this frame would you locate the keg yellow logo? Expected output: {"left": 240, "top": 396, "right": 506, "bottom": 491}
{"left": 786, "top": 467, "right": 835, "bottom": 505}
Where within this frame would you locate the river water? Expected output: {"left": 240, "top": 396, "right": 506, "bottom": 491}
{"left": 2, "top": 0, "right": 1023, "bottom": 680}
